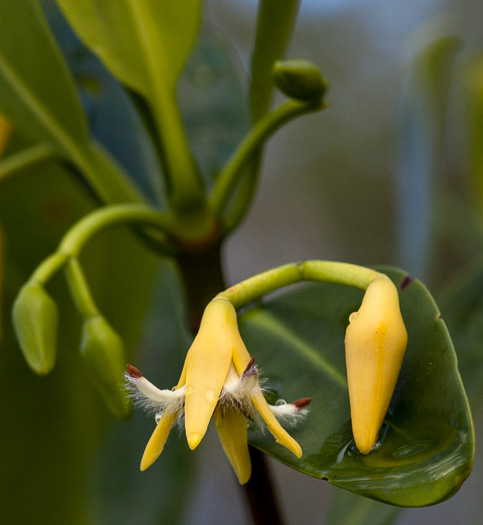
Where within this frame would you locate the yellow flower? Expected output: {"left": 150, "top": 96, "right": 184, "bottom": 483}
{"left": 345, "top": 276, "right": 408, "bottom": 454}
{"left": 126, "top": 297, "right": 310, "bottom": 484}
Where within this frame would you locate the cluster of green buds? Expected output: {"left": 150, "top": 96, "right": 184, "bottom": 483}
{"left": 11, "top": 204, "right": 180, "bottom": 419}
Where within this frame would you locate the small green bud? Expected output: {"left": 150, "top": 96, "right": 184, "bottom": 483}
{"left": 273, "top": 59, "right": 328, "bottom": 101}
{"left": 80, "top": 316, "right": 132, "bottom": 420}
{"left": 12, "top": 282, "right": 58, "bottom": 375}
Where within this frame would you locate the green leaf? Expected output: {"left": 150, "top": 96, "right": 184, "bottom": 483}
{"left": 0, "top": 0, "right": 89, "bottom": 154}
{"left": 438, "top": 257, "right": 483, "bottom": 409}
{"left": 463, "top": 53, "right": 483, "bottom": 218}
{"left": 397, "top": 31, "right": 460, "bottom": 281}
{"left": 56, "top": 0, "right": 201, "bottom": 95}
{"left": 55, "top": 0, "right": 204, "bottom": 207}
{"left": 91, "top": 261, "right": 197, "bottom": 525}
{"left": 239, "top": 268, "right": 473, "bottom": 507}
{"left": 250, "top": 0, "right": 301, "bottom": 122}
{"left": 0, "top": 2, "right": 143, "bottom": 203}
{"left": 0, "top": 157, "right": 157, "bottom": 523}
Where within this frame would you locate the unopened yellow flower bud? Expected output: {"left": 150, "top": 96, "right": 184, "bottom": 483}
{"left": 12, "top": 282, "right": 59, "bottom": 375}
{"left": 80, "top": 316, "right": 131, "bottom": 420}
{"left": 345, "top": 276, "right": 408, "bottom": 454}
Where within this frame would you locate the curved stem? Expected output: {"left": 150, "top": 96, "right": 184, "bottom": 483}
{"left": 31, "top": 204, "right": 175, "bottom": 286}
{"left": 218, "top": 260, "right": 383, "bottom": 309}
{"left": 58, "top": 204, "right": 174, "bottom": 257}
{"left": 211, "top": 99, "right": 324, "bottom": 216}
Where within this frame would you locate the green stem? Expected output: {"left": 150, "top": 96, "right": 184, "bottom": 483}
{"left": 58, "top": 204, "right": 174, "bottom": 257}
{"left": 151, "top": 89, "right": 206, "bottom": 212}
{"left": 64, "top": 258, "right": 99, "bottom": 319}
{"left": 218, "top": 260, "right": 383, "bottom": 309}
{"left": 0, "top": 144, "right": 55, "bottom": 185}
{"left": 211, "top": 99, "right": 324, "bottom": 216}
{"left": 31, "top": 252, "right": 70, "bottom": 285}
{"left": 31, "top": 204, "right": 175, "bottom": 286}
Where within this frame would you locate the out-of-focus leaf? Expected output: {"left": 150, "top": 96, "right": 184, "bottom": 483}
{"left": 0, "top": 0, "right": 89, "bottom": 154}
{"left": 463, "top": 54, "right": 483, "bottom": 218}
{"left": 250, "top": 0, "right": 300, "bottom": 123}
{"left": 438, "top": 257, "right": 483, "bottom": 409}
{"left": 91, "top": 261, "right": 197, "bottom": 525}
{"left": 239, "top": 268, "right": 473, "bottom": 507}
{"left": 397, "top": 27, "right": 460, "bottom": 282}
{"left": 55, "top": 0, "right": 201, "bottom": 107}
{"left": 0, "top": 1, "right": 142, "bottom": 204}
{"left": 0, "top": 113, "right": 12, "bottom": 157}
{"left": 179, "top": 24, "right": 250, "bottom": 192}
{"left": 326, "top": 489, "right": 401, "bottom": 525}
{"left": 0, "top": 157, "right": 158, "bottom": 523}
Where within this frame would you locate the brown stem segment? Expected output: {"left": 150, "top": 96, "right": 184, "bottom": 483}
{"left": 243, "top": 447, "right": 286, "bottom": 525}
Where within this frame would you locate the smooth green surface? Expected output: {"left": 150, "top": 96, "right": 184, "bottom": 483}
{"left": 0, "top": 1, "right": 143, "bottom": 203}
{"left": 0, "top": 156, "right": 157, "bottom": 523}
{"left": 55, "top": 0, "right": 204, "bottom": 203}
{"left": 239, "top": 268, "right": 474, "bottom": 507}
{"left": 250, "top": 0, "right": 301, "bottom": 122}
{"left": 56, "top": 0, "right": 201, "bottom": 94}
{"left": 12, "top": 282, "right": 59, "bottom": 375}
{"left": 439, "top": 258, "right": 483, "bottom": 408}
{"left": 325, "top": 489, "right": 401, "bottom": 525}
{"left": 0, "top": 0, "right": 88, "bottom": 153}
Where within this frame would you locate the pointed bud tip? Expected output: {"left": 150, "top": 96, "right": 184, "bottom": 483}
{"left": 127, "top": 364, "right": 142, "bottom": 379}
{"left": 187, "top": 433, "right": 202, "bottom": 450}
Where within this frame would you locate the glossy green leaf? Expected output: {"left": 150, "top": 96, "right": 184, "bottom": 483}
{"left": 239, "top": 268, "right": 473, "bottom": 507}
{"left": 0, "top": 0, "right": 89, "bottom": 153}
{"left": 250, "top": 0, "right": 301, "bottom": 122}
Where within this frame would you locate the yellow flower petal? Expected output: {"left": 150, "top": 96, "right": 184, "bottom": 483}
{"left": 215, "top": 407, "right": 252, "bottom": 484}
{"left": 230, "top": 309, "right": 303, "bottom": 458}
{"left": 251, "top": 390, "right": 302, "bottom": 458}
{"left": 345, "top": 276, "right": 408, "bottom": 454}
{"left": 185, "top": 298, "right": 236, "bottom": 448}
{"left": 140, "top": 411, "right": 177, "bottom": 471}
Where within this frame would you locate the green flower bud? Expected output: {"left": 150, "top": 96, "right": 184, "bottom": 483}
{"left": 273, "top": 59, "right": 328, "bottom": 101}
{"left": 80, "top": 316, "right": 132, "bottom": 420}
{"left": 12, "top": 282, "right": 58, "bottom": 375}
